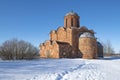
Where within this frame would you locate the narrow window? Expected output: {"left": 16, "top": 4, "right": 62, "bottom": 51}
{"left": 66, "top": 19, "right": 67, "bottom": 27}
{"left": 77, "top": 19, "right": 79, "bottom": 27}
{"left": 71, "top": 18, "right": 73, "bottom": 27}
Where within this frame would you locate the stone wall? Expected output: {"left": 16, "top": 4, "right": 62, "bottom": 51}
{"left": 71, "top": 27, "right": 79, "bottom": 55}
{"left": 50, "top": 27, "right": 72, "bottom": 45}
{"left": 57, "top": 42, "right": 73, "bottom": 58}
{"left": 49, "top": 27, "right": 80, "bottom": 58}
{"left": 40, "top": 40, "right": 59, "bottom": 58}
{"left": 40, "top": 40, "right": 74, "bottom": 58}
{"left": 64, "top": 15, "right": 80, "bottom": 28}
{"left": 50, "top": 30, "right": 57, "bottom": 40}
{"left": 79, "top": 37, "right": 97, "bottom": 59}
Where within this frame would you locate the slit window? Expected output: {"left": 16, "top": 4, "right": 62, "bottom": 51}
{"left": 71, "top": 18, "right": 73, "bottom": 27}
{"left": 66, "top": 19, "right": 67, "bottom": 27}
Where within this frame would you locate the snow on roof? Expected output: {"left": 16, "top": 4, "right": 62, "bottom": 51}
{"left": 80, "top": 32, "right": 95, "bottom": 38}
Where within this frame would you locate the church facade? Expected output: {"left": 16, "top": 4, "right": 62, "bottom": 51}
{"left": 40, "top": 11, "right": 103, "bottom": 59}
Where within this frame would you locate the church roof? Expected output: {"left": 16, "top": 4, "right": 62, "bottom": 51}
{"left": 97, "top": 42, "right": 103, "bottom": 47}
{"left": 65, "top": 11, "right": 78, "bottom": 16}
{"left": 80, "top": 32, "right": 95, "bottom": 38}
{"left": 79, "top": 26, "right": 95, "bottom": 34}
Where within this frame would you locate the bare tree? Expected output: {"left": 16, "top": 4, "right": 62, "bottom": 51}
{"left": 0, "top": 39, "right": 39, "bottom": 60}
{"left": 102, "top": 40, "right": 115, "bottom": 54}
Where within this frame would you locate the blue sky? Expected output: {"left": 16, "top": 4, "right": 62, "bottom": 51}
{"left": 0, "top": 0, "right": 120, "bottom": 53}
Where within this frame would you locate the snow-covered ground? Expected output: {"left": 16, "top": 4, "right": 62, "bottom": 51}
{"left": 0, "top": 58, "right": 120, "bottom": 80}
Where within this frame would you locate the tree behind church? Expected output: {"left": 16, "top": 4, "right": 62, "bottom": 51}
{"left": 0, "top": 39, "right": 39, "bottom": 60}
{"left": 102, "top": 40, "right": 115, "bottom": 56}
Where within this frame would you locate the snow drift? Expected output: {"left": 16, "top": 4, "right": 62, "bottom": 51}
{"left": 0, "top": 58, "right": 120, "bottom": 80}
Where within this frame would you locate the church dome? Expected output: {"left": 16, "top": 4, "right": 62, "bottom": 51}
{"left": 65, "top": 11, "right": 78, "bottom": 16}
{"left": 80, "top": 32, "right": 95, "bottom": 38}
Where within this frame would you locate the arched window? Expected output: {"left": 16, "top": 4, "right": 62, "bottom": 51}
{"left": 66, "top": 19, "right": 67, "bottom": 27}
{"left": 71, "top": 18, "right": 73, "bottom": 27}
{"left": 77, "top": 19, "right": 79, "bottom": 27}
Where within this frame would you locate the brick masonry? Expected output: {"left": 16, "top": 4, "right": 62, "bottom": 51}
{"left": 79, "top": 38, "right": 97, "bottom": 59}
{"left": 40, "top": 11, "right": 103, "bottom": 59}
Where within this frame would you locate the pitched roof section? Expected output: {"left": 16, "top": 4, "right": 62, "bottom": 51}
{"left": 79, "top": 26, "right": 95, "bottom": 34}
{"left": 80, "top": 32, "right": 95, "bottom": 38}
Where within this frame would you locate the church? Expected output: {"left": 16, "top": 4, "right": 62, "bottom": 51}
{"left": 40, "top": 11, "right": 103, "bottom": 59}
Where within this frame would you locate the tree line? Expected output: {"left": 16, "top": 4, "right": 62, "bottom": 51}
{"left": 102, "top": 40, "right": 120, "bottom": 57}
{"left": 102, "top": 40, "right": 115, "bottom": 54}
{"left": 0, "top": 39, "right": 39, "bottom": 60}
